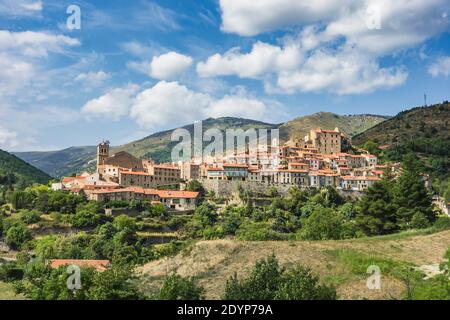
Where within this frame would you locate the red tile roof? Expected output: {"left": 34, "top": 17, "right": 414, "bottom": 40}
{"left": 48, "top": 259, "right": 111, "bottom": 271}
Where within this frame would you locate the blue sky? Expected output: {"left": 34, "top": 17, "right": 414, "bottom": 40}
{"left": 0, "top": 0, "right": 449, "bottom": 151}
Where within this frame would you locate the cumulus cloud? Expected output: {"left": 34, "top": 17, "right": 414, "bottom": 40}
{"left": 219, "top": 0, "right": 449, "bottom": 50}
{"left": 210, "top": 0, "right": 449, "bottom": 94}
{"left": 75, "top": 71, "right": 111, "bottom": 87}
{"left": 197, "top": 40, "right": 407, "bottom": 94}
{"left": 428, "top": 56, "right": 450, "bottom": 78}
{"left": 276, "top": 45, "right": 408, "bottom": 94}
{"left": 219, "top": 0, "right": 344, "bottom": 36}
{"left": 130, "top": 81, "right": 211, "bottom": 128}
{"left": 0, "top": 126, "right": 18, "bottom": 149}
{"left": 81, "top": 84, "right": 139, "bottom": 121}
{"left": 82, "top": 81, "right": 283, "bottom": 130}
{"left": 197, "top": 42, "right": 302, "bottom": 79}
{"left": 149, "top": 52, "right": 193, "bottom": 80}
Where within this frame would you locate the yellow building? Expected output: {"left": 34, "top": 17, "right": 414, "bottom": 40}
{"left": 307, "top": 128, "right": 342, "bottom": 154}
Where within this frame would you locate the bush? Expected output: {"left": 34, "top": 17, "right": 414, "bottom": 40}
{"left": 5, "top": 223, "right": 32, "bottom": 249}
{"left": 299, "top": 206, "right": 344, "bottom": 240}
{"left": 72, "top": 209, "right": 101, "bottom": 228}
{"left": 19, "top": 209, "right": 41, "bottom": 224}
{"left": 433, "top": 217, "right": 450, "bottom": 231}
{"left": 236, "top": 221, "right": 287, "bottom": 241}
{"left": 156, "top": 273, "right": 205, "bottom": 300}
{"left": 223, "top": 255, "right": 336, "bottom": 300}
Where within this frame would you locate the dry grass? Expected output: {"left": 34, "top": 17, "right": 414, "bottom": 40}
{"left": 139, "top": 230, "right": 450, "bottom": 299}
{"left": 0, "top": 282, "right": 24, "bottom": 300}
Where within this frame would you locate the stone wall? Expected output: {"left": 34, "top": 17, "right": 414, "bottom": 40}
{"left": 200, "top": 179, "right": 364, "bottom": 199}
{"left": 200, "top": 179, "right": 298, "bottom": 197}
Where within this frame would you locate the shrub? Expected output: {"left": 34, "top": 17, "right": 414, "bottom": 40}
{"left": 299, "top": 206, "right": 344, "bottom": 240}
{"left": 71, "top": 209, "right": 101, "bottom": 228}
{"left": 5, "top": 223, "right": 32, "bottom": 249}
{"left": 236, "top": 221, "right": 287, "bottom": 241}
{"left": 156, "top": 273, "right": 205, "bottom": 300}
{"left": 223, "top": 255, "right": 336, "bottom": 300}
{"left": 433, "top": 217, "right": 450, "bottom": 231}
{"left": 19, "top": 209, "right": 41, "bottom": 225}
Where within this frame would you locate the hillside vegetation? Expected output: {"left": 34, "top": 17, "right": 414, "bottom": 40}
{"left": 13, "top": 146, "right": 96, "bottom": 178}
{"left": 139, "top": 230, "right": 450, "bottom": 299}
{"left": 280, "top": 112, "right": 387, "bottom": 141}
{"left": 0, "top": 149, "right": 51, "bottom": 185}
{"left": 353, "top": 102, "right": 450, "bottom": 196}
{"left": 14, "top": 113, "right": 386, "bottom": 177}
{"left": 353, "top": 102, "right": 449, "bottom": 145}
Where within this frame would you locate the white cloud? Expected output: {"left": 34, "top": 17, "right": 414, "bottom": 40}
{"left": 213, "top": 0, "right": 449, "bottom": 94}
{"left": 0, "top": 53, "right": 34, "bottom": 97}
{"left": 0, "top": 30, "right": 80, "bottom": 57}
{"left": 130, "top": 81, "right": 211, "bottom": 128}
{"left": 0, "top": 126, "right": 18, "bottom": 149}
{"left": 0, "top": 0, "right": 43, "bottom": 17}
{"left": 197, "top": 42, "right": 302, "bottom": 79}
{"left": 209, "top": 95, "right": 279, "bottom": 120}
{"left": 276, "top": 45, "right": 408, "bottom": 94}
{"left": 149, "top": 52, "right": 193, "bottom": 80}
{"left": 219, "top": 0, "right": 344, "bottom": 36}
{"left": 428, "top": 56, "right": 450, "bottom": 78}
{"left": 219, "top": 0, "right": 450, "bottom": 50}
{"left": 75, "top": 71, "right": 111, "bottom": 87}
{"left": 81, "top": 84, "right": 139, "bottom": 121}
{"left": 197, "top": 41, "right": 407, "bottom": 94}
{"left": 129, "top": 81, "right": 284, "bottom": 129}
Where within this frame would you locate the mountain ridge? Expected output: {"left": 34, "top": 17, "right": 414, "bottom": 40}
{"left": 14, "top": 112, "right": 388, "bottom": 177}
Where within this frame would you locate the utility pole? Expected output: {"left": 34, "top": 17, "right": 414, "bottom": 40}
{"left": 424, "top": 94, "right": 427, "bottom": 107}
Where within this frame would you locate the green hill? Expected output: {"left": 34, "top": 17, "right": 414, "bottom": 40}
{"left": 14, "top": 146, "right": 97, "bottom": 178}
{"left": 0, "top": 149, "right": 51, "bottom": 185}
{"left": 353, "top": 102, "right": 450, "bottom": 193}
{"left": 352, "top": 102, "right": 449, "bottom": 145}
{"left": 115, "top": 117, "right": 277, "bottom": 162}
{"left": 14, "top": 113, "right": 387, "bottom": 177}
{"left": 279, "top": 112, "right": 388, "bottom": 141}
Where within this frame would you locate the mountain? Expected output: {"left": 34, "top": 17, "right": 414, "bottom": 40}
{"left": 14, "top": 146, "right": 97, "bottom": 178}
{"left": 352, "top": 102, "right": 450, "bottom": 145}
{"left": 353, "top": 102, "right": 450, "bottom": 186}
{"left": 14, "top": 113, "right": 388, "bottom": 177}
{"left": 114, "top": 117, "right": 277, "bottom": 162}
{"left": 279, "top": 112, "right": 388, "bottom": 141}
{"left": 0, "top": 149, "right": 51, "bottom": 185}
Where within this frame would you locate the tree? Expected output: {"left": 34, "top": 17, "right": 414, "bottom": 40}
{"left": 300, "top": 206, "right": 344, "bottom": 240}
{"left": 193, "top": 204, "right": 218, "bottom": 227}
{"left": 5, "top": 223, "right": 32, "bottom": 249}
{"left": 394, "top": 154, "right": 436, "bottom": 229}
{"left": 185, "top": 180, "right": 205, "bottom": 204}
{"left": 224, "top": 254, "right": 281, "bottom": 300}
{"left": 87, "top": 265, "right": 144, "bottom": 300}
{"left": 356, "top": 173, "right": 398, "bottom": 236}
{"left": 275, "top": 266, "right": 337, "bottom": 300}
{"left": 223, "top": 255, "right": 336, "bottom": 300}
{"left": 156, "top": 273, "right": 205, "bottom": 300}
{"left": 72, "top": 209, "right": 101, "bottom": 228}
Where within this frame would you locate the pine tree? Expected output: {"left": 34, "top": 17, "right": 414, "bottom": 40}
{"left": 356, "top": 170, "right": 398, "bottom": 235}
{"left": 394, "top": 154, "right": 436, "bottom": 229}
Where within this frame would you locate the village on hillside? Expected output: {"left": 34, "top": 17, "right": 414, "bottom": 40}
{"left": 52, "top": 127, "right": 414, "bottom": 211}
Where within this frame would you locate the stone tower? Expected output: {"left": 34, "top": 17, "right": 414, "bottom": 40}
{"left": 96, "top": 140, "right": 110, "bottom": 171}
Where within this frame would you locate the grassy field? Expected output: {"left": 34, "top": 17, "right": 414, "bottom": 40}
{"left": 0, "top": 282, "right": 23, "bottom": 300}
{"left": 139, "top": 229, "right": 450, "bottom": 299}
